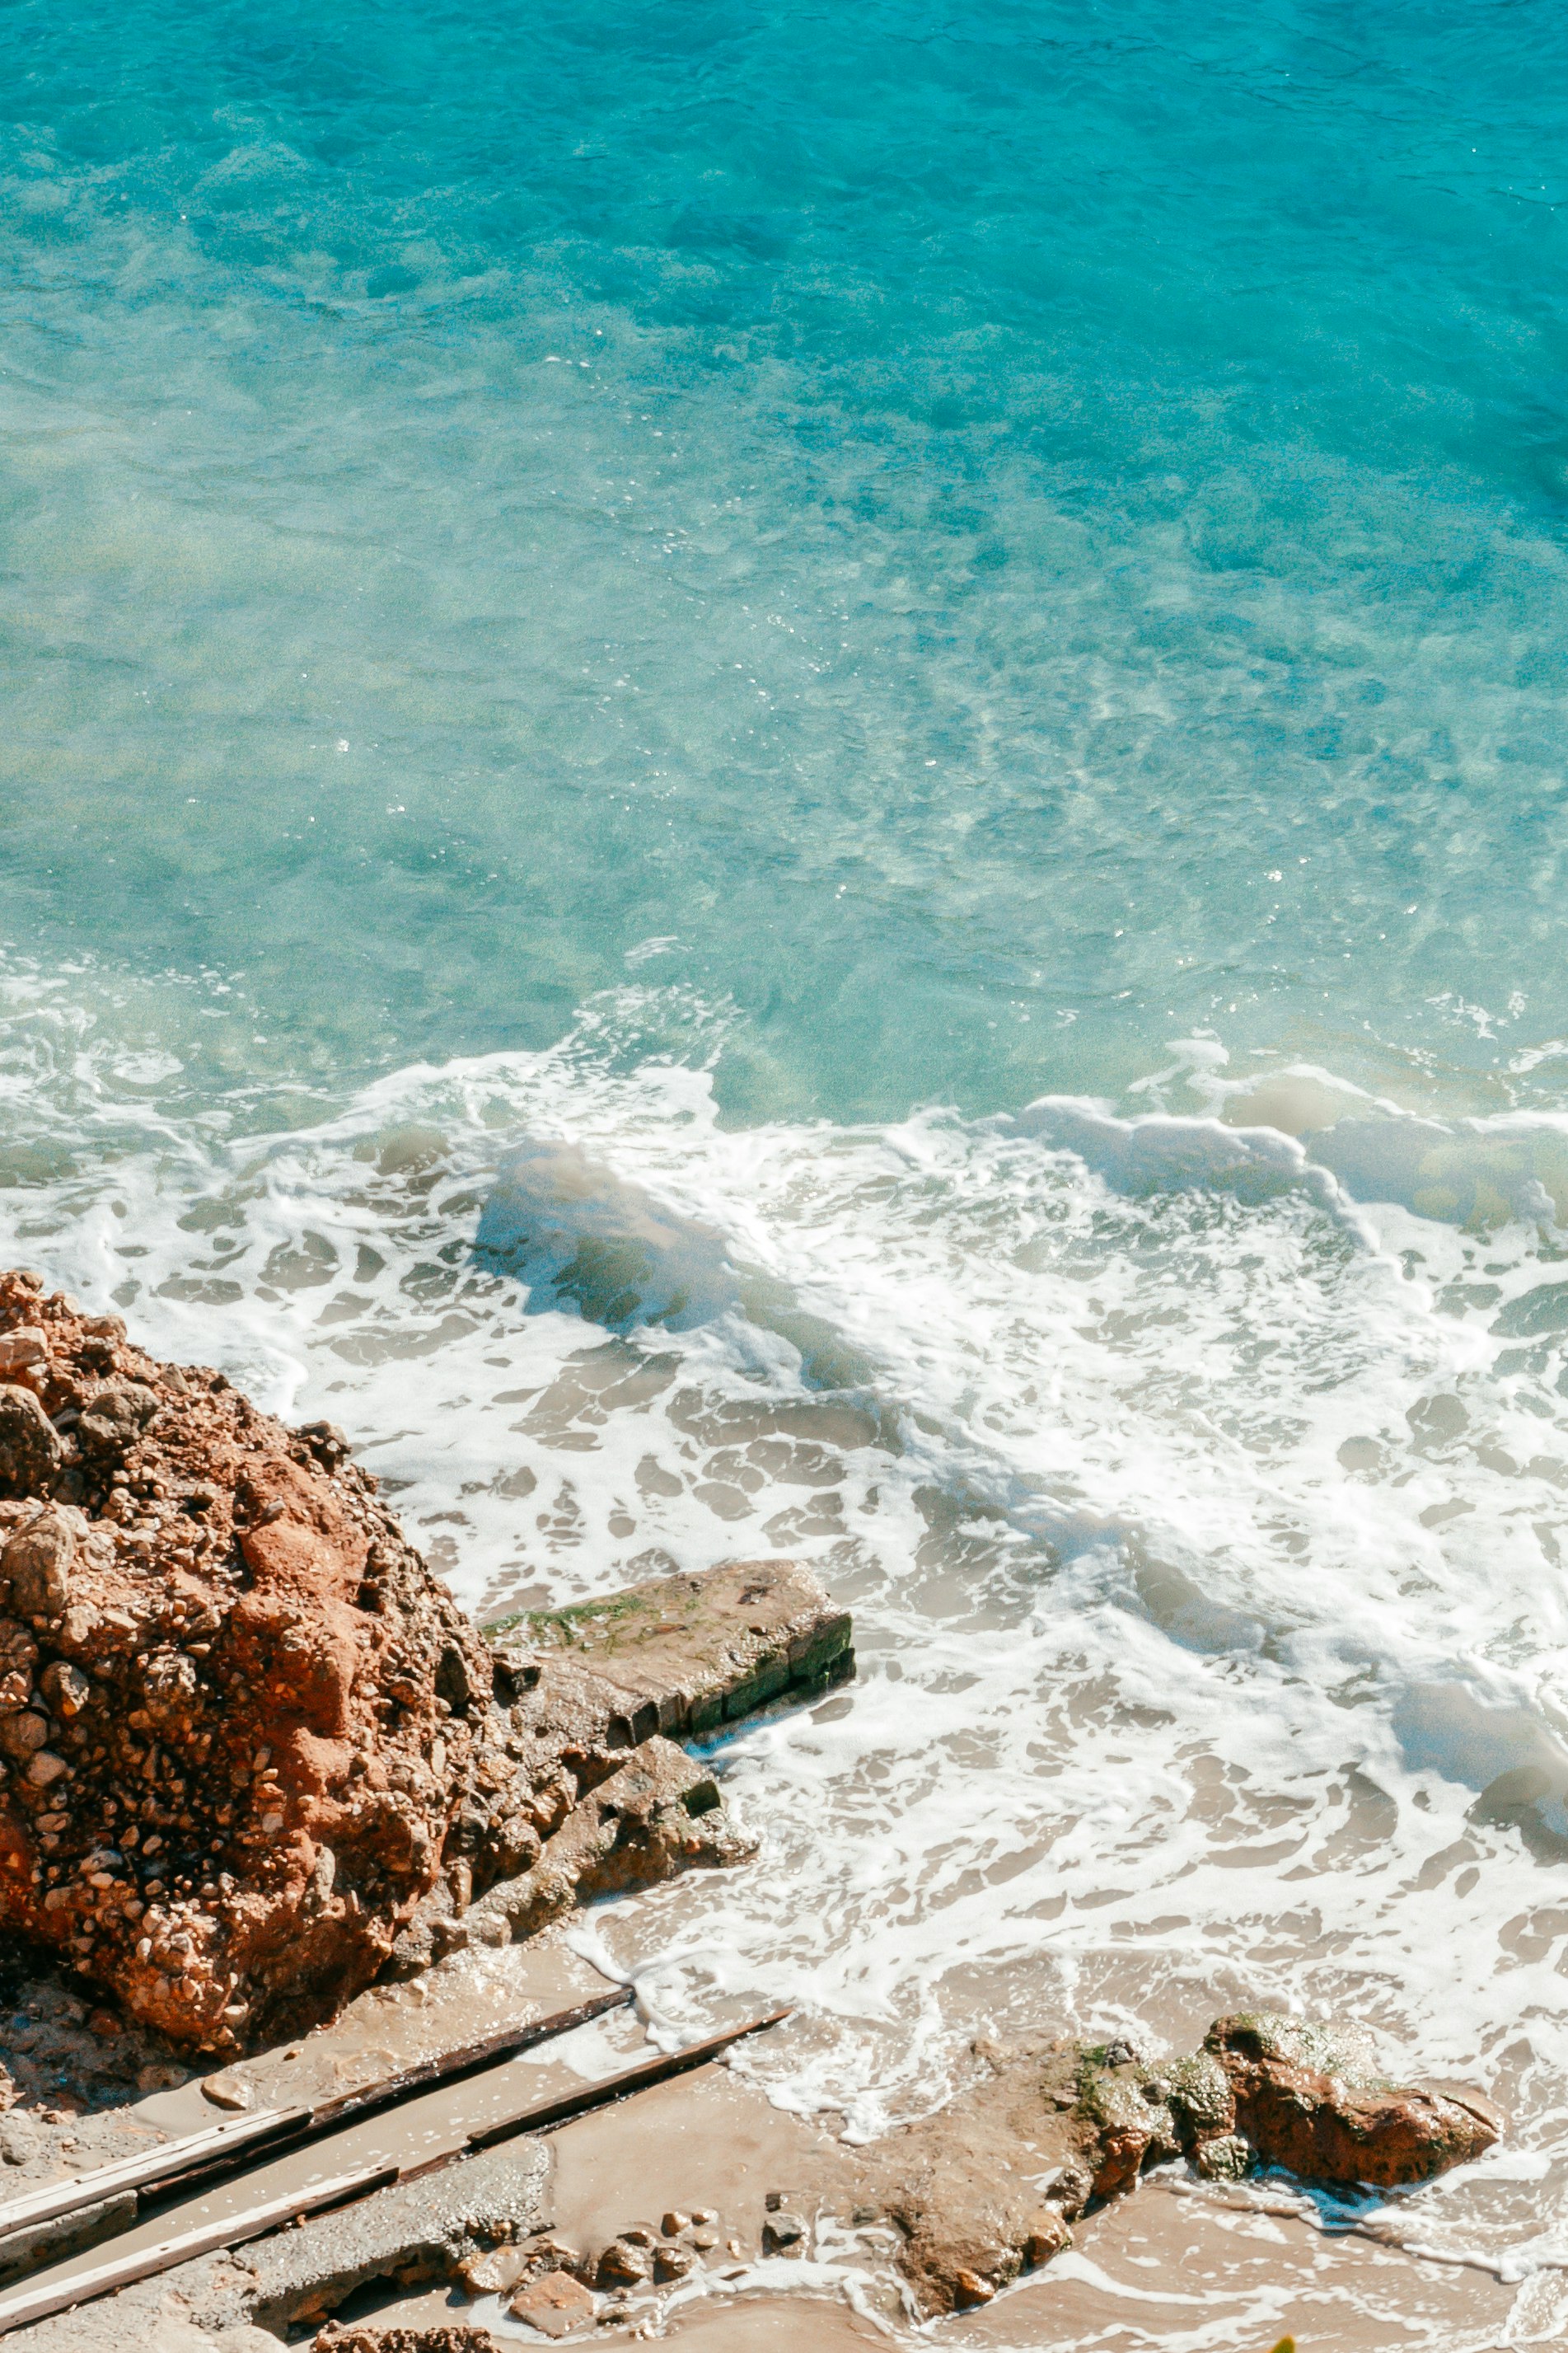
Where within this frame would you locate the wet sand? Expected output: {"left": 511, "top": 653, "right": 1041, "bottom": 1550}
{"left": 5, "top": 1929, "right": 1530, "bottom": 2351}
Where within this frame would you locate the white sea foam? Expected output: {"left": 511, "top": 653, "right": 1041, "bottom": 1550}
{"left": 6, "top": 972, "right": 1568, "bottom": 2313}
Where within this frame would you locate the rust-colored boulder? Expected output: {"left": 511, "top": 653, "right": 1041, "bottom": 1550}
{"left": 1201, "top": 2013, "right": 1501, "bottom": 2188}
{"left": 0, "top": 1273, "right": 498, "bottom": 2051}
{"left": 0, "top": 1273, "right": 854, "bottom": 2056}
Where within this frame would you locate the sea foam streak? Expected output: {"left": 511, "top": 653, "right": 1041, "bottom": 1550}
{"left": 6, "top": 973, "right": 1568, "bottom": 2303}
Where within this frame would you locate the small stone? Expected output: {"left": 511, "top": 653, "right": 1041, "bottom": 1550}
{"left": 764, "top": 2189, "right": 785, "bottom": 2212}
{"left": 616, "top": 2222, "right": 660, "bottom": 2248}
{"left": 952, "top": 2267, "right": 996, "bottom": 2307}
{"left": 0, "top": 1390, "right": 62, "bottom": 1501}
{"left": 653, "top": 2243, "right": 696, "bottom": 2282}
{"left": 1, "top": 1505, "right": 74, "bottom": 1619}
{"left": 0, "top": 1330, "right": 48, "bottom": 1380}
{"left": 660, "top": 2209, "right": 690, "bottom": 2238}
{"left": 851, "top": 2205, "right": 881, "bottom": 2227}
{"left": 40, "top": 1661, "right": 91, "bottom": 1718}
{"left": 201, "top": 2069, "right": 255, "bottom": 2112}
{"left": 462, "top": 2242, "right": 535, "bottom": 2294}
{"left": 761, "top": 2211, "right": 807, "bottom": 2256}
{"left": 1193, "top": 2132, "right": 1256, "bottom": 2181}
{"left": 689, "top": 2207, "right": 718, "bottom": 2225}
{"left": 528, "top": 2235, "right": 586, "bottom": 2276}
{"left": 0, "top": 1710, "right": 49, "bottom": 1760}
{"left": 510, "top": 2267, "right": 597, "bottom": 2337}
{"left": 0, "top": 2114, "right": 37, "bottom": 2164}
{"left": 1023, "top": 2210, "right": 1071, "bottom": 2265}
{"left": 691, "top": 2232, "right": 719, "bottom": 2251}
{"left": 596, "top": 2239, "right": 651, "bottom": 2288}
{"left": 26, "top": 1749, "right": 68, "bottom": 1786}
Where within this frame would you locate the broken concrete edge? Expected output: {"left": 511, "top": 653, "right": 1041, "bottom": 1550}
{"left": 482, "top": 1558, "right": 856, "bottom": 1746}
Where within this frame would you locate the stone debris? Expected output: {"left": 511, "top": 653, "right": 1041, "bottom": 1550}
{"left": 507, "top": 2266, "right": 596, "bottom": 2337}
{"left": 241, "top": 2140, "right": 550, "bottom": 2335}
{"left": 316, "top": 2331, "right": 503, "bottom": 2353}
{"left": 0, "top": 1273, "right": 854, "bottom": 2052}
{"left": 593, "top": 2236, "right": 650, "bottom": 2288}
{"left": 760, "top": 2210, "right": 807, "bottom": 2255}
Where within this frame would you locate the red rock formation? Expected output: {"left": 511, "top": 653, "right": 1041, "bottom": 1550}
{"left": 0, "top": 1272, "right": 498, "bottom": 2051}
{"left": 0, "top": 1274, "right": 853, "bottom": 2058}
{"left": 1201, "top": 2014, "right": 1502, "bottom": 2189}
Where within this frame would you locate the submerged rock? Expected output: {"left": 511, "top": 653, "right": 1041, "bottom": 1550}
{"left": 0, "top": 1273, "right": 854, "bottom": 2052}
{"left": 1196, "top": 2013, "right": 1503, "bottom": 2189}
{"left": 866, "top": 2013, "right": 1502, "bottom": 2314}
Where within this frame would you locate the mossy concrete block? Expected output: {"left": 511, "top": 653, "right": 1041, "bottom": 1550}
{"left": 487, "top": 1559, "right": 853, "bottom": 1742}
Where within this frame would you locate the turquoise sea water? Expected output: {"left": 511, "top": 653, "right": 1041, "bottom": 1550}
{"left": 10, "top": 5, "right": 1568, "bottom": 2340}
{"left": 6, "top": 0, "right": 1568, "bottom": 1123}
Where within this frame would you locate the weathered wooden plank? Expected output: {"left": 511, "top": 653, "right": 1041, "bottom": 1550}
{"left": 0, "top": 2005, "right": 790, "bottom": 2337}
{"left": 0, "top": 2165, "right": 393, "bottom": 2337}
{"left": 0, "top": 1984, "right": 632, "bottom": 2250}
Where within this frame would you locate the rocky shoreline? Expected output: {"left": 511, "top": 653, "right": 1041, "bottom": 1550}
{"left": 0, "top": 1274, "right": 1505, "bottom": 2345}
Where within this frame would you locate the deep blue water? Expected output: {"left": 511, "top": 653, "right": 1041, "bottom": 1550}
{"left": 5, "top": 0, "right": 1568, "bottom": 1123}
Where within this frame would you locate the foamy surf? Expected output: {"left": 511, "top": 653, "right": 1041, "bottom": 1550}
{"left": 4, "top": 972, "right": 1568, "bottom": 2329}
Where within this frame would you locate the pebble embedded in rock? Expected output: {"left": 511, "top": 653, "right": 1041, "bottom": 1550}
{"left": 0, "top": 1385, "right": 62, "bottom": 1498}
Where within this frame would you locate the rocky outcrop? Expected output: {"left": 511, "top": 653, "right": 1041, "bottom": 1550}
{"left": 0, "top": 1273, "right": 854, "bottom": 2055}
{"left": 864, "top": 2015, "right": 1501, "bottom": 2314}
{"left": 1193, "top": 2014, "right": 1504, "bottom": 2189}
{"left": 384, "top": 1556, "right": 851, "bottom": 1976}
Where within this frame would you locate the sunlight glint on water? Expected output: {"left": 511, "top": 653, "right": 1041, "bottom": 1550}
{"left": 5, "top": 0, "right": 1568, "bottom": 2337}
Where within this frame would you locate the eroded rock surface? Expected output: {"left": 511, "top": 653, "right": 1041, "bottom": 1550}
{"left": 316, "top": 2332, "right": 501, "bottom": 2353}
{"left": 864, "top": 2014, "right": 1502, "bottom": 2313}
{"left": 1196, "top": 2013, "right": 1502, "bottom": 2190}
{"left": 0, "top": 1274, "right": 853, "bottom": 2054}
{"left": 386, "top": 1557, "right": 851, "bottom": 1975}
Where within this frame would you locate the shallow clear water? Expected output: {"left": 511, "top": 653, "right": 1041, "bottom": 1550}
{"left": 7, "top": 0, "right": 1568, "bottom": 2339}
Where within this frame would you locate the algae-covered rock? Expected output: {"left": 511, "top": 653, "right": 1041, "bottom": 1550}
{"left": 1203, "top": 2012, "right": 1500, "bottom": 2188}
